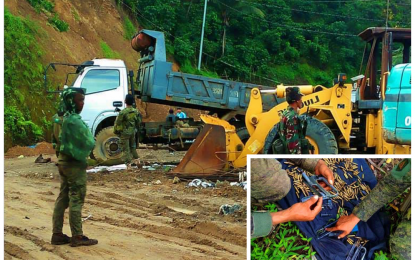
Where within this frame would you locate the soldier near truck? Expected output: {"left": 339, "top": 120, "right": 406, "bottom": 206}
{"left": 275, "top": 87, "right": 314, "bottom": 154}
{"left": 52, "top": 87, "right": 98, "bottom": 247}
{"left": 113, "top": 94, "right": 141, "bottom": 166}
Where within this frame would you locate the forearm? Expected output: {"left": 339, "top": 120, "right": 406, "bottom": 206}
{"left": 251, "top": 210, "right": 290, "bottom": 238}
{"left": 353, "top": 172, "right": 411, "bottom": 221}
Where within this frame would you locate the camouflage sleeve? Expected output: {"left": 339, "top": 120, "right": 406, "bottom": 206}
{"left": 287, "top": 159, "right": 321, "bottom": 174}
{"left": 114, "top": 110, "right": 124, "bottom": 134}
{"left": 353, "top": 160, "right": 411, "bottom": 222}
{"left": 251, "top": 212, "right": 273, "bottom": 238}
{"left": 251, "top": 158, "right": 291, "bottom": 201}
{"left": 285, "top": 115, "right": 301, "bottom": 154}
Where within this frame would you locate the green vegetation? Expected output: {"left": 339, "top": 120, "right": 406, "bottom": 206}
{"left": 100, "top": 41, "right": 121, "bottom": 59}
{"left": 48, "top": 14, "right": 69, "bottom": 32}
{"left": 123, "top": 16, "right": 136, "bottom": 40}
{"left": 251, "top": 203, "right": 315, "bottom": 259}
{"left": 119, "top": 0, "right": 410, "bottom": 86}
{"left": 27, "top": 0, "right": 54, "bottom": 13}
{"left": 71, "top": 7, "right": 80, "bottom": 22}
{"left": 4, "top": 8, "right": 52, "bottom": 145}
{"left": 26, "top": 0, "right": 69, "bottom": 32}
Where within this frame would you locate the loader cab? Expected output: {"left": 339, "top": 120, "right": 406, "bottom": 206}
{"left": 357, "top": 27, "right": 411, "bottom": 103}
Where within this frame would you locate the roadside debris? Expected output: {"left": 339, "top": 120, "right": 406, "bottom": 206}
{"left": 87, "top": 164, "right": 127, "bottom": 173}
{"left": 218, "top": 204, "right": 242, "bottom": 215}
{"left": 230, "top": 181, "right": 247, "bottom": 190}
{"left": 82, "top": 214, "right": 92, "bottom": 222}
{"left": 188, "top": 179, "right": 215, "bottom": 188}
{"left": 172, "top": 177, "right": 181, "bottom": 184}
{"left": 35, "top": 154, "right": 51, "bottom": 163}
{"left": 154, "top": 180, "right": 162, "bottom": 185}
{"left": 18, "top": 155, "right": 24, "bottom": 159}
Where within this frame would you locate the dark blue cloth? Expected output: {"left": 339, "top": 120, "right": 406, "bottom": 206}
{"left": 277, "top": 159, "right": 390, "bottom": 260}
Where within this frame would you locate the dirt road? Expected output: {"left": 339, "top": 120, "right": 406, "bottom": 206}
{"left": 4, "top": 153, "right": 247, "bottom": 260}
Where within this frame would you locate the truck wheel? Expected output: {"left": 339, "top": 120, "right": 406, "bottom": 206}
{"left": 236, "top": 127, "right": 250, "bottom": 144}
{"left": 92, "top": 126, "right": 123, "bottom": 161}
{"left": 303, "top": 117, "right": 338, "bottom": 154}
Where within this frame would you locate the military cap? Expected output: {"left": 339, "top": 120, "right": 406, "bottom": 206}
{"left": 286, "top": 87, "right": 304, "bottom": 103}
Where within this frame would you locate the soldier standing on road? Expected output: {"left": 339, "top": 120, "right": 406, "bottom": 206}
{"left": 52, "top": 87, "right": 98, "bottom": 247}
{"left": 277, "top": 87, "right": 312, "bottom": 154}
{"left": 326, "top": 159, "right": 411, "bottom": 260}
{"left": 251, "top": 158, "right": 335, "bottom": 238}
{"left": 114, "top": 94, "right": 141, "bottom": 166}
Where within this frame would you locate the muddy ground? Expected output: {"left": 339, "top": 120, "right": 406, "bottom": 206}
{"left": 4, "top": 149, "right": 247, "bottom": 260}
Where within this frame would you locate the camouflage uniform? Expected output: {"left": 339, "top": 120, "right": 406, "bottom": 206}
{"left": 251, "top": 158, "right": 320, "bottom": 238}
{"left": 53, "top": 88, "right": 95, "bottom": 237}
{"left": 279, "top": 107, "right": 304, "bottom": 154}
{"left": 114, "top": 107, "right": 141, "bottom": 164}
{"left": 51, "top": 114, "right": 63, "bottom": 157}
{"left": 352, "top": 159, "right": 411, "bottom": 260}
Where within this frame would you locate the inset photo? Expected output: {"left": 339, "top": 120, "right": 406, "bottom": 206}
{"left": 249, "top": 158, "right": 410, "bottom": 260}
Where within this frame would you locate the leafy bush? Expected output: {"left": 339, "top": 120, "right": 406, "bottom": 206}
{"left": 100, "top": 41, "right": 121, "bottom": 59}
{"left": 27, "top": 0, "right": 54, "bottom": 13}
{"left": 4, "top": 106, "right": 43, "bottom": 144}
{"left": 48, "top": 14, "right": 69, "bottom": 32}
{"left": 123, "top": 16, "right": 136, "bottom": 40}
{"left": 4, "top": 8, "right": 52, "bottom": 146}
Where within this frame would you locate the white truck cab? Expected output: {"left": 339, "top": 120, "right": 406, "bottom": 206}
{"left": 70, "top": 59, "right": 129, "bottom": 136}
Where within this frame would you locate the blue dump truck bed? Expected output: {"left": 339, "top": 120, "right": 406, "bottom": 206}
{"left": 135, "top": 30, "right": 283, "bottom": 116}
{"left": 138, "top": 59, "right": 283, "bottom": 115}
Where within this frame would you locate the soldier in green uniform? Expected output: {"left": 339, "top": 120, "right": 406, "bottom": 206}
{"left": 326, "top": 159, "right": 411, "bottom": 260}
{"left": 251, "top": 158, "right": 334, "bottom": 238}
{"left": 114, "top": 94, "right": 141, "bottom": 166}
{"left": 52, "top": 87, "right": 98, "bottom": 247}
{"left": 277, "top": 87, "right": 312, "bottom": 154}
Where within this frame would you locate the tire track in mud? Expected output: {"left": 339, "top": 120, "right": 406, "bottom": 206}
{"left": 4, "top": 226, "right": 69, "bottom": 260}
{"left": 4, "top": 241, "right": 33, "bottom": 260}
{"left": 97, "top": 216, "right": 241, "bottom": 256}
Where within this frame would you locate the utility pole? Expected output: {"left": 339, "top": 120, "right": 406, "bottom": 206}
{"left": 197, "top": 0, "right": 208, "bottom": 71}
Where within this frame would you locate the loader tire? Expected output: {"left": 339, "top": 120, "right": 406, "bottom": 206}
{"left": 263, "top": 117, "right": 338, "bottom": 154}
{"left": 304, "top": 117, "right": 338, "bottom": 154}
{"left": 92, "top": 126, "right": 123, "bottom": 162}
{"left": 236, "top": 127, "right": 250, "bottom": 144}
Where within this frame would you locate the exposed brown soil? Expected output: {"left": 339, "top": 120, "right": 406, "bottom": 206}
{"left": 4, "top": 154, "right": 247, "bottom": 260}
{"left": 5, "top": 142, "right": 55, "bottom": 158}
{"left": 4, "top": 0, "right": 201, "bottom": 152}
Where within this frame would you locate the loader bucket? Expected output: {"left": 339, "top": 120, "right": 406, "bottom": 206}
{"left": 172, "top": 124, "right": 227, "bottom": 176}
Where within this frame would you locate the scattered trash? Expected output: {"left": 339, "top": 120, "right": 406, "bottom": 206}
{"left": 143, "top": 166, "right": 156, "bottom": 171}
{"left": 172, "top": 177, "right": 180, "bottom": 184}
{"left": 18, "top": 155, "right": 24, "bottom": 159}
{"left": 87, "top": 164, "right": 127, "bottom": 173}
{"left": 230, "top": 181, "right": 247, "bottom": 190}
{"left": 82, "top": 214, "right": 92, "bottom": 222}
{"left": 24, "top": 216, "right": 30, "bottom": 219}
{"left": 239, "top": 171, "right": 247, "bottom": 182}
{"left": 27, "top": 145, "right": 37, "bottom": 149}
{"left": 35, "top": 154, "right": 51, "bottom": 163}
{"left": 154, "top": 180, "right": 162, "bottom": 185}
{"left": 218, "top": 204, "right": 242, "bottom": 215}
{"left": 188, "top": 179, "right": 215, "bottom": 188}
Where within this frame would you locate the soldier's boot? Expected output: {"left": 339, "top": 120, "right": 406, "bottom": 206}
{"left": 70, "top": 235, "right": 98, "bottom": 247}
{"left": 51, "top": 233, "right": 71, "bottom": 245}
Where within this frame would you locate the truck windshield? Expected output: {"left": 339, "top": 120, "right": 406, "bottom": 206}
{"left": 80, "top": 69, "right": 120, "bottom": 94}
